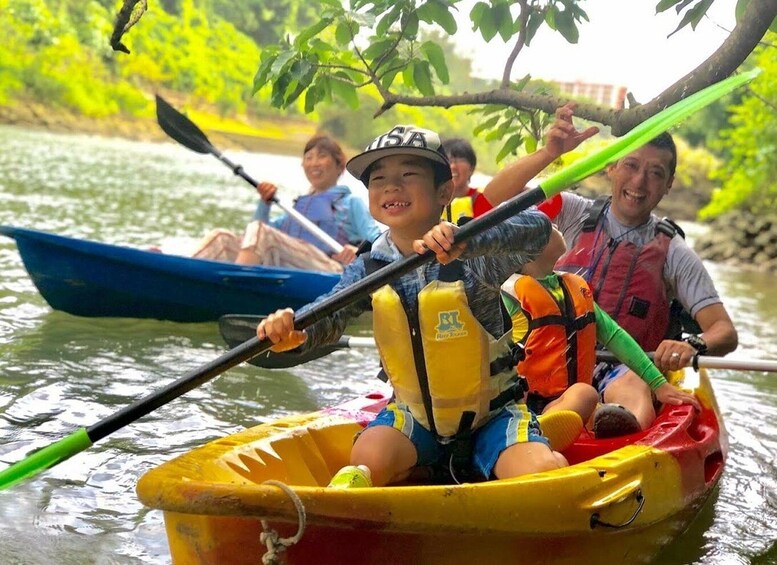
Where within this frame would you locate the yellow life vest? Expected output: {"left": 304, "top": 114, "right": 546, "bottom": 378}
{"left": 371, "top": 263, "right": 517, "bottom": 439}
{"left": 442, "top": 192, "right": 476, "bottom": 224}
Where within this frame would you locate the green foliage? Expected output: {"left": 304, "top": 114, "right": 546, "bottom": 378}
{"left": 675, "top": 93, "right": 742, "bottom": 156}
{"left": 253, "top": 0, "right": 594, "bottom": 164}
{"left": 700, "top": 37, "right": 777, "bottom": 219}
{"left": 0, "top": 0, "right": 284, "bottom": 119}
{"left": 206, "top": 0, "right": 319, "bottom": 45}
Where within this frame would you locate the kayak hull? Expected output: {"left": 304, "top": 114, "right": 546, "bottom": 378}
{"left": 0, "top": 225, "right": 339, "bottom": 322}
{"left": 137, "top": 370, "right": 726, "bottom": 564}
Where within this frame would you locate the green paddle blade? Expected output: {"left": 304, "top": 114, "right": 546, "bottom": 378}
{"left": 0, "top": 428, "right": 92, "bottom": 491}
{"left": 541, "top": 68, "right": 762, "bottom": 197}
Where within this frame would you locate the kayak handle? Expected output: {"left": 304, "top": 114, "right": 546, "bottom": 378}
{"left": 590, "top": 488, "right": 645, "bottom": 529}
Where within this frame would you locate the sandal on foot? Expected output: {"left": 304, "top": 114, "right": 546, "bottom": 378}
{"left": 593, "top": 404, "right": 641, "bottom": 439}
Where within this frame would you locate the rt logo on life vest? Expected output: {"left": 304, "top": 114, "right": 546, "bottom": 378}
{"left": 435, "top": 310, "right": 468, "bottom": 340}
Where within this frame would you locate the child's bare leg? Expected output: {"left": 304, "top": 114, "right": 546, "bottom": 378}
{"left": 350, "top": 425, "right": 417, "bottom": 487}
{"left": 543, "top": 383, "right": 599, "bottom": 423}
{"left": 602, "top": 371, "right": 656, "bottom": 429}
{"left": 493, "top": 441, "right": 567, "bottom": 479}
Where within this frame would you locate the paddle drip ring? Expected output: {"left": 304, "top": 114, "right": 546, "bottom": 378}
{"left": 259, "top": 480, "right": 307, "bottom": 565}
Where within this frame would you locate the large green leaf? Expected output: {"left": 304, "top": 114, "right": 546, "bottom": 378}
{"left": 555, "top": 9, "right": 579, "bottom": 43}
{"left": 335, "top": 21, "right": 356, "bottom": 46}
{"left": 402, "top": 11, "right": 420, "bottom": 38}
{"left": 329, "top": 76, "right": 359, "bottom": 108}
{"left": 363, "top": 38, "right": 397, "bottom": 62}
{"left": 413, "top": 60, "right": 436, "bottom": 96}
{"left": 304, "top": 82, "right": 323, "bottom": 113}
{"left": 495, "top": 3, "right": 514, "bottom": 42}
{"left": 294, "top": 18, "right": 332, "bottom": 48}
{"left": 417, "top": 0, "right": 458, "bottom": 35}
{"left": 473, "top": 114, "right": 500, "bottom": 136}
{"left": 476, "top": 6, "right": 499, "bottom": 42}
{"left": 376, "top": 5, "right": 402, "bottom": 36}
{"left": 469, "top": 1, "right": 489, "bottom": 29}
{"left": 420, "top": 41, "right": 449, "bottom": 84}
{"left": 253, "top": 50, "right": 279, "bottom": 93}
{"left": 668, "top": 0, "right": 714, "bottom": 36}
{"left": 270, "top": 50, "right": 296, "bottom": 75}
{"left": 496, "top": 132, "right": 524, "bottom": 163}
{"left": 655, "top": 0, "right": 684, "bottom": 12}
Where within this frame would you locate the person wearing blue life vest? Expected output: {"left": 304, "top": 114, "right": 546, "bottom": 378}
{"left": 193, "top": 134, "right": 382, "bottom": 273}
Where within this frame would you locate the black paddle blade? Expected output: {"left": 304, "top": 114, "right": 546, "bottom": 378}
{"left": 218, "top": 314, "right": 347, "bottom": 369}
{"left": 155, "top": 95, "right": 215, "bottom": 155}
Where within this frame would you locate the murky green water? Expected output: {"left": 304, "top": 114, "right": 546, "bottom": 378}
{"left": 1, "top": 124, "right": 776, "bottom": 564}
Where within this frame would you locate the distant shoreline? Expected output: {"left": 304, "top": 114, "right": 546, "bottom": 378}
{"left": 0, "top": 100, "right": 316, "bottom": 157}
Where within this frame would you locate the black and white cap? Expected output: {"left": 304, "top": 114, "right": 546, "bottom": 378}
{"left": 346, "top": 125, "right": 451, "bottom": 183}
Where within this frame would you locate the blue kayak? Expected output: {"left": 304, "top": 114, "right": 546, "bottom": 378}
{"left": 0, "top": 225, "right": 340, "bottom": 322}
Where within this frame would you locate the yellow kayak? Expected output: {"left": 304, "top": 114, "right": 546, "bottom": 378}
{"left": 137, "top": 368, "right": 726, "bottom": 564}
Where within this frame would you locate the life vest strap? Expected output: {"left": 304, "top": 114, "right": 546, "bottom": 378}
{"left": 488, "top": 379, "right": 528, "bottom": 412}
{"left": 528, "top": 311, "right": 595, "bottom": 331}
{"left": 582, "top": 195, "right": 610, "bottom": 232}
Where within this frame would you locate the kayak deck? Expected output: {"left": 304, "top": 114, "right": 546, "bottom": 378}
{"left": 137, "top": 369, "right": 726, "bottom": 564}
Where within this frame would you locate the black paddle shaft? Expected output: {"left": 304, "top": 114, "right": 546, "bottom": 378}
{"left": 86, "top": 187, "right": 546, "bottom": 442}
{"left": 155, "top": 94, "right": 280, "bottom": 202}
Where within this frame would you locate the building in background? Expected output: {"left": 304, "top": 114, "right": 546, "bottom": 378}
{"left": 554, "top": 80, "right": 627, "bottom": 109}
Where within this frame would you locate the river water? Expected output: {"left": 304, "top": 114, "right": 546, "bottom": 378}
{"left": 0, "top": 124, "right": 776, "bottom": 564}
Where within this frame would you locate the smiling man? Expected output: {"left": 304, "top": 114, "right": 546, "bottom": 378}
{"left": 484, "top": 121, "right": 738, "bottom": 438}
{"left": 546, "top": 133, "right": 738, "bottom": 437}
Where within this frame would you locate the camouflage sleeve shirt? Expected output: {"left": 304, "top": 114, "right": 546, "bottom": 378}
{"left": 296, "top": 209, "right": 551, "bottom": 350}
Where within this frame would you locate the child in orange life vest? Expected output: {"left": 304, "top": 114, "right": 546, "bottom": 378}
{"left": 500, "top": 227, "right": 700, "bottom": 427}
{"left": 257, "top": 124, "right": 577, "bottom": 489}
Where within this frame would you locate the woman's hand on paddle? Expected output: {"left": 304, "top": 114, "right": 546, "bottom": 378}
{"left": 257, "top": 182, "right": 278, "bottom": 203}
{"left": 544, "top": 102, "right": 599, "bottom": 160}
{"left": 654, "top": 382, "right": 701, "bottom": 411}
{"left": 256, "top": 308, "right": 307, "bottom": 352}
{"left": 332, "top": 244, "right": 358, "bottom": 265}
{"left": 413, "top": 222, "right": 465, "bottom": 264}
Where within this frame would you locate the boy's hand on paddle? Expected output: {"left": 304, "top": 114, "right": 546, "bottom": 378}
{"left": 544, "top": 102, "right": 599, "bottom": 160}
{"left": 257, "top": 182, "right": 278, "bottom": 203}
{"left": 654, "top": 382, "right": 701, "bottom": 411}
{"left": 413, "top": 222, "right": 465, "bottom": 264}
{"left": 256, "top": 308, "right": 307, "bottom": 352}
{"left": 332, "top": 243, "right": 358, "bottom": 265}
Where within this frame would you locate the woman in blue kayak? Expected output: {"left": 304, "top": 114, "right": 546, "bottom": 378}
{"left": 193, "top": 134, "right": 382, "bottom": 272}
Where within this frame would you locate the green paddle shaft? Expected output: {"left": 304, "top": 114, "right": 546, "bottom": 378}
{"left": 539, "top": 68, "right": 761, "bottom": 196}
{"left": 0, "top": 69, "right": 759, "bottom": 492}
{"left": 0, "top": 429, "right": 92, "bottom": 491}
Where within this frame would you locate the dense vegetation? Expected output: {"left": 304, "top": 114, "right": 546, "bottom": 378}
{"left": 700, "top": 33, "right": 777, "bottom": 218}
{"left": 1, "top": 0, "right": 262, "bottom": 118}
{"left": 1, "top": 0, "right": 775, "bottom": 217}
{"left": 0, "top": 0, "right": 514, "bottom": 168}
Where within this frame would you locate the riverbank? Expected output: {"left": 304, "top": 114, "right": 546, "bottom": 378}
{"left": 0, "top": 99, "right": 318, "bottom": 157}
{"left": 694, "top": 210, "right": 777, "bottom": 272}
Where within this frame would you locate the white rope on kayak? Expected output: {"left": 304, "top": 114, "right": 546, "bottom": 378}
{"left": 259, "top": 480, "right": 306, "bottom": 565}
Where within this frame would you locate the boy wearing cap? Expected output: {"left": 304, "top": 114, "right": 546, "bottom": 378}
{"left": 257, "top": 124, "right": 584, "bottom": 488}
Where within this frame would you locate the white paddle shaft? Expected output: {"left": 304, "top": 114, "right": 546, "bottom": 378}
{"left": 272, "top": 198, "right": 344, "bottom": 254}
